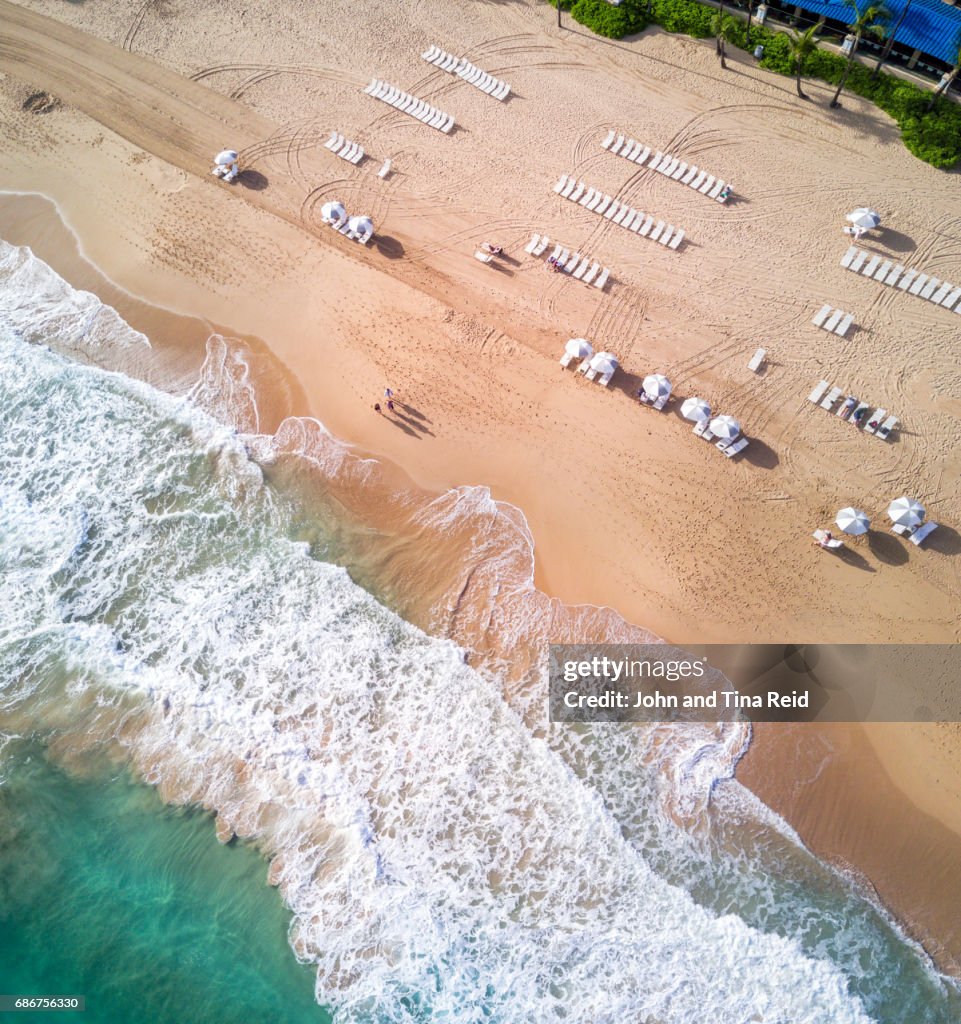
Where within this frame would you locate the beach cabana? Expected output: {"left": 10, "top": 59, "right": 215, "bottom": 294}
{"left": 887, "top": 496, "right": 925, "bottom": 528}
{"left": 836, "top": 507, "right": 870, "bottom": 535}
{"left": 587, "top": 352, "right": 618, "bottom": 385}
{"left": 642, "top": 374, "right": 672, "bottom": 399}
{"left": 321, "top": 201, "right": 348, "bottom": 228}
{"left": 347, "top": 215, "right": 375, "bottom": 244}
{"left": 561, "top": 338, "right": 593, "bottom": 369}
{"left": 846, "top": 208, "right": 881, "bottom": 230}
{"left": 680, "top": 397, "right": 711, "bottom": 422}
{"left": 709, "top": 415, "right": 741, "bottom": 442}
{"left": 211, "top": 148, "right": 240, "bottom": 181}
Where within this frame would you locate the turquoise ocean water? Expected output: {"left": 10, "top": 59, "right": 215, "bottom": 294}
{"left": 1, "top": 235, "right": 960, "bottom": 1024}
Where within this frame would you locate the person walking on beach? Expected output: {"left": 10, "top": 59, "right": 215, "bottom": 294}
{"left": 374, "top": 403, "right": 382, "bottom": 414}
{"left": 387, "top": 399, "right": 395, "bottom": 413}
{"left": 384, "top": 387, "right": 394, "bottom": 400}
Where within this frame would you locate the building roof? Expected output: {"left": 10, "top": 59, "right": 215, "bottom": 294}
{"left": 787, "top": 0, "right": 961, "bottom": 65}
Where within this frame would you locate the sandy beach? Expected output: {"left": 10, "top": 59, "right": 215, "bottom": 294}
{"left": 2, "top": 0, "right": 960, "bottom": 979}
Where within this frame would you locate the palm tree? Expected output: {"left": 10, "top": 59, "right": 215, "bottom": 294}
{"left": 787, "top": 26, "right": 821, "bottom": 99}
{"left": 870, "top": 0, "right": 911, "bottom": 79}
{"left": 926, "top": 35, "right": 961, "bottom": 111}
{"left": 829, "top": 0, "right": 890, "bottom": 108}
{"left": 713, "top": 2, "right": 737, "bottom": 67}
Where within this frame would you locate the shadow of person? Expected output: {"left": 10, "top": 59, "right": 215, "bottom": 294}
{"left": 386, "top": 416, "right": 421, "bottom": 438}
{"left": 239, "top": 169, "right": 268, "bottom": 191}
{"left": 375, "top": 236, "right": 405, "bottom": 259}
{"left": 394, "top": 410, "right": 435, "bottom": 436}
{"left": 395, "top": 402, "right": 431, "bottom": 423}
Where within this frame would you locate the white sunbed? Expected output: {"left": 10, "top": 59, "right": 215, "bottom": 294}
{"left": 848, "top": 250, "right": 869, "bottom": 273}
{"left": 602, "top": 129, "right": 616, "bottom": 149}
{"left": 653, "top": 394, "right": 670, "bottom": 411}
{"left": 694, "top": 421, "right": 717, "bottom": 442}
{"left": 835, "top": 396, "right": 856, "bottom": 419}
{"left": 553, "top": 175, "right": 569, "bottom": 194}
{"left": 861, "top": 255, "right": 882, "bottom": 277}
{"left": 582, "top": 262, "right": 600, "bottom": 285}
{"left": 556, "top": 248, "right": 570, "bottom": 268}
{"left": 584, "top": 366, "right": 600, "bottom": 382}
{"left": 525, "top": 234, "right": 541, "bottom": 254}
{"left": 625, "top": 140, "right": 642, "bottom": 161}
{"left": 941, "top": 286, "right": 961, "bottom": 309}
{"left": 813, "top": 529, "right": 844, "bottom": 550}
{"left": 897, "top": 268, "right": 918, "bottom": 290}
{"left": 474, "top": 250, "right": 493, "bottom": 263}
{"left": 659, "top": 226, "right": 674, "bottom": 246}
{"left": 649, "top": 221, "right": 665, "bottom": 242}
{"left": 572, "top": 258, "right": 590, "bottom": 279}
{"left": 586, "top": 192, "right": 603, "bottom": 211}
{"left": 594, "top": 196, "right": 612, "bottom": 215}
{"left": 577, "top": 358, "right": 592, "bottom": 375}
{"left": 324, "top": 131, "right": 340, "bottom": 150}
{"left": 635, "top": 146, "right": 651, "bottom": 164}
{"left": 628, "top": 210, "right": 645, "bottom": 231}
{"left": 849, "top": 401, "right": 870, "bottom": 426}
{"left": 560, "top": 350, "right": 577, "bottom": 368}
{"left": 661, "top": 157, "right": 679, "bottom": 176}
{"left": 920, "top": 277, "right": 941, "bottom": 299}
{"left": 862, "top": 408, "right": 886, "bottom": 434}
{"left": 823, "top": 309, "right": 844, "bottom": 332}
{"left": 668, "top": 229, "right": 685, "bottom": 250}
{"left": 613, "top": 206, "right": 632, "bottom": 225}
{"left": 876, "top": 415, "right": 898, "bottom": 440}
{"left": 441, "top": 54, "right": 459, "bottom": 72}
{"left": 708, "top": 180, "right": 725, "bottom": 199}
{"left": 612, "top": 134, "right": 626, "bottom": 154}
{"left": 722, "top": 438, "right": 749, "bottom": 458}
{"left": 378, "top": 158, "right": 392, "bottom": 178}
{"left": 884, "top": 264, "right": 904, "bottom": 286}
{"left": 930, "top": 282, "right": 952, "bottom": 304}
{"left": 580, "top": 187, "right": 596, "bottom": 207}
{"left": 689, "top": 170, "right": 707, "bottom": 190}
{"left": 594, "top": 268, "right": 610, "bottom": 291}
{"left": 569, "top": 182, "right": 585, "bottom": 203}
{"left": 811, "top": 304, "right": 832, "bottom": 327}
{"left": 820, "top": 386, "right": 843, "bottom": 409}
{"left": 873, "top": 259, "right": 893, "bottom": 281}
{"left": 909, "top": 521, "right": 938, "bottom": 546}
{"left": 840, "top": 246, "right": 858, "bottom": 268}
{"left": 671, "top": 162, "right": 688, "bottom": 180}
{"left": 598, "top": 370, "right": 615, "bottom": 387}
{"left": 603, "top": 200, "right": 620, "bottom": 220}
{"left": 493, "top": 81, "right": 511, "bottom": 101}
{"left": 909, "top": 273, "right": 929, "bottom": 295}
{"left": 698, "top": 175, "right": 715, "bottom": 195}
{"left": 835, "top": 313, "right": 854, "bottom": 337}
{"left": 648, "top": 150, "right": 663, "bottom": 168}
{"left": 548, "top": 244, "right": 562, "bottom": 261}
{"left": 565, "top": 252, "right": 582, "bottom": 272}
{"left": 561, "top": 178, "right": 578, "bottom": 199}
{"left": 747, "top": 348, "right": 765, "bottom": 372}
{"left": 681, "top": 165, "right": 698, "bottom": 184}
{"left": 533, "top": 236, "right": 550, "bottom": 257}
{"left": 638, "top": 216, "right": 654, "bottom": 237}
{"left": 808, "top": 380, "right": 830, "bottom": 403}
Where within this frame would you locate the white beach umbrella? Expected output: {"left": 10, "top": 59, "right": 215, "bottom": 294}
{"left": 589, "top": 352, "right": 618, "bottom": 375}
{"left": 887, "top": 496, "right": 925, "bottom": 527}
{"left": 681, "top": 397, "right": 711, "bottom": 422}
{"left": 321, "top": 201, "right": 347, "bottom": 227}
{"left": 709, "top": 415, "right": 741, "bottom": 441}
{"left": 214, "top": 149, "right": 239, "bottom": 165}
{"left": 642, "top": 374, "right": 672, "bottom": 399}
{"left": 566, "top": 338, "right": 593, "bottom": 359}
{"left": 348, "top": 215, "right": 374, "bottom": 239}
{"left": 836, "top": 507, "right": 870, "bottom": 535}
{"left": 846, "top": 207, "right": 881, "bottom": 229}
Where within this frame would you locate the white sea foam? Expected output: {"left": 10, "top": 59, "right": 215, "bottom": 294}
{"left": 2, "top": 240, "right": 958, "bottom": 1024}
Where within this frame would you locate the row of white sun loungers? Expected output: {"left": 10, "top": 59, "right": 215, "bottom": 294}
{"left": 692, "top": 418, "right": 750, "bottom": 457}
{"left": 602, "top": 131, "right": 731, "bottom": 203}
{"left": 840, "top": 246, "right": 961, "bottom": 312}
{"left": 807, "top": 380, "right": 898, "bottom": 440}
{"left": 324, "top": 132, "right": 364, "bottom": 164}
{"left": 811, "top": 304, "right": 855, "bottom": 337}
{"left": 552, "top": 175, "right": 686, "bottom": 250}
{"left": 421, "top": 45, "right": 512, "bottom": 101}
{"left": 363, "top": 79, "right": 454, "bottom": 133}
{"left": 524, "top": 234, "right": 611, "bottom": 289}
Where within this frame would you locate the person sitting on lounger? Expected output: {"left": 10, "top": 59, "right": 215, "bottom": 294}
{"left": 718, "top": 185, "right": 733, "bottom": 202}
{"left": 839, "top": 396, "right": 856, "bottom": 418}
{"left": 482, "top": 243, "right": 502, "bottom": 255}
{"left": 815, "top": 530, "right": 835, "bottom": 548}
{"left": 852, "top": 406, "right": 867, "bottom": 424}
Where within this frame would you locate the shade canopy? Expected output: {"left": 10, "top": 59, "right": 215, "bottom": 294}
{"left": 214, "top": 149, "right": 239, "bottom": 165}
{"left": 836, "top": 507, "right": 870, "bottom": 535}
{"left": 642, "top": 374, "right": 672, "bottom": 398}
{"left": 887, "top": 496, "right": 925, "bottom": 527}
{"left": 846, "top": 208, "right": 881, "bottom": 229}
{"left": 321, "top": 201, "right": 347, "bottom": 226}
{"left": 589, "top": 351, "right": 618, "bottom": 375}
{"left": 566, "top": 337, "right": 593, "bottom": 359}
{"left": 348, "top": 215, "right": 374, "bottom": 239}
{"left": 710, "top": 415, "right": 741, "bottom": 441}
{"left": 681, "top": 397, "right": 711, "bottom": 422}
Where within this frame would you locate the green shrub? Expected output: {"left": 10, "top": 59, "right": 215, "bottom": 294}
{"left": 649, "top": 0, "right": 715, "bottom": 38}
{"left": 570, "top": 0, "right": 648, "bottom": 37}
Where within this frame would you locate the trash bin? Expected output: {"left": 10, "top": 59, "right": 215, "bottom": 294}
{"left": 754, "top": 45, "right": 764, "bottom": 59}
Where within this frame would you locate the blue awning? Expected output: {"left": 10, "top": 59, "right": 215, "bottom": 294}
{"left": 785, "top": 0, "right": 961, "bottom": 65}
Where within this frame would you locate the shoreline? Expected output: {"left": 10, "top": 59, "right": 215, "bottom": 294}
{"left": 2, "top": 0, "right": 961, "bottom": 985}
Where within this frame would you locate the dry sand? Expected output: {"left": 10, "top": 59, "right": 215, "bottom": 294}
{"left": 1, "top": 0, "right": 960, "bottom": 972}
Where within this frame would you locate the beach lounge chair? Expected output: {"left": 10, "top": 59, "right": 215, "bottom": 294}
{"left": 613, "top": 205, "right": 631, "bottom": 225}
{"left": 553, "top": 175, "right": 569, "bottom": 194}
{"left": 604, "top": 201, "right": 621, "bottom": 220}
{"left": 690, "top": 170, "right": 707, "bottom": 190}
{"left": 847, "top": 250, "right": 867, "bottom": 273}
{"left": 324, "top": 131, "right": 340, "bottom": 150}
{"left": 909, "top": 273, "right": 929, "bottom": 295}
{"left": 569, "top": 182, "right": 585, "bottom": 203}
{"left": 585, "top": 192, "right": 603, "bottom": 211}
{"left": 580, "top": 187, "right": 596, "bottom": 207}
{"left": 561, "top": 178, "right": 577, "bottom": 199}
{"left": 560, "top": 350, "right": 577, "bottom": 369}
{"left": 378, "top": 158, "right": 392, "bottom": 178}
{"left": 627, "top": 210, "right": 645, "bottom": 231}
{"left": 594, "top": 268, "right": 610, "bottom": 291}
{"left": 693, "top": 420, "right": 709, "bottom": 437}
{"left": 594, "top": 196, "right": 612, "bottom": 216}
{"left": 648, "top": 150, "right": 663, "bottom": 167}
{"left": 672, "top": 162, "right": 688, "bottom": 180}
{"left": 812, "top": 304, "right": 832, "bottom": 327}
{"left": 565, "top": 252, "right": 582, "bottom": 272}
{"left": 920, "top": 277, "right": 941, "bottom": 299}
{"left": 699, "top": 423, "right": 717, "bottom": 441}
{"left": 662, "top": 157, "right": 680, "bottom": 176}
{"left": 668, "top": 229, "right": 685, "bottom": 250}
{"left": 874, "top": 259, "right": 893, "bottom": 281}
{"left": 848, "top": 401, "right": 870, "bottom": 425}
{"left": 577, "top": 358, "right": 592, "bottom": 374}
{"left": 612, "top": 134, "right": 625, "bottom": 154}
{"left": 840, "top": 246, "right": 858, "bottom": 269}
{"left": 533, "top": 236, "right": 550, "bottom": 256}
{"left": 681, "top": 165, "right": 698, "bottom": 184}
{"left": 884, "top": 264, "right": 904, "bottom": 286}
{"left": 820, "top": 386, "right": 843, "bottom": 410}
{"left": 897, "top": 269, "right": 918, "bottom": 291}
{"left": 572, "top": 258, "right": 590, "bottom": 279}
{"left": 835, "top": 395, "right": 856, "bottom": 419}
{"left": 861, "top": 255, "right": 882, "bottom": 277}
{"left": 548, "top": 244, "right": 562, "bottom": 261}
{"left": 808, "top": 380, "right": 830, "bottom": 403}
{"left": 649, "top": 221, "right": 665, "bottom": 242}
{"left": 584, "top": 365, "right": 600, "bottom": 382}
{"left": 659, "top": 226, "right": 674, "bottom": 246}
{"left": 862, "top": 409, "right": 886, "bottom": 434}
{"left": 422, "top": 45, "right": 439, "bottom": 61}
{"left": 699, "top": 175, "right": 715, "bottom": 195}
{"left": 909, "top": 521, "right": 938, "bottom": 546}
{"left": 876, "top": 415, "right": 898, "bottom": 440}
{"left": 493, "top": 81, "right": 511, "bottom": 100}
{"left": 636, "top": 146, "right": 651, "bottom": 164}
{"left": 474, "top": 250, "right": 493, "bottom": 263}
{"left": 525, "top": 234, "right": 541, "bottom": 255}
{"left": 556, "top": 248, "right": 570, "bottom": 268}
{"left": 823, "top": 310, "right": 843, "bottom": 332}
{"left": 723, "top": 437, "right": 750, "bottom": 458}
{"left": 582, "top": 262, "right": 600, "bottom": 285}
{"left": 747, "top": 348, "right": 765, "bottom": 372}
{"left": 835, "top": 313, "right": 854, "bottom": 337}
{"left": 602, "top": 129, "right": 616, "bottom": 149}
{"left": 598, "top": 369, "right": 615, "bottom": 387}
{"left": 625, "top": 140, "right": 642, "bottom": 161}
{"left": 708, "top": 180, "right": 725, "bottom": 199}
{"left": 638, "top": 216, "right": 654, "bottom": 237}
{"left": 942, "top": 286, "right": 961, "bottom": 309}
{"left": 812, "top": 529, "right": 844, "bottom": 550}
{"left": 653, "top": 394, "right": 670, "bottom": 411}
